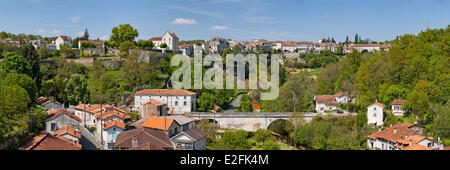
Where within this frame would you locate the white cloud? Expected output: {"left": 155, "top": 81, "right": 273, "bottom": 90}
{"left": 99, "top": 35, "right": 109, "bottom": 40}
{"left": 76, "top": 31, "right": 84, "bottom": 37}
{"left": 211, "top": 25, "right": 227, "bottom": 30}
{"left": 36, "top": 29, "right": 62, "bottom": 36}
{"left": 172, "top": 18, "right": 197, "bottom": 25}
{"left": 68, "top": 16, "right": 81, "bottom": 23}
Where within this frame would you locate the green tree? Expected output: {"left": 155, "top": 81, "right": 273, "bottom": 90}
{"left": 0, "top": 52, "right": 32, "bottom": 76}
{"left": 159, "top": 43, "right": 168, "bottom": 49}
{"left": 64, "top": 74, "right": 89, "bottom": 106}
{"left": 213, "top": 130, "right": 251, "bottom": 150}
{"left": 38, "top": 46, "right": 51, "bottom": 59}
{"left": 0, "top": 73, "right": 37, "bottom": 102}
{"left": 109, "top": 24, "right": 139, "bottom": 44}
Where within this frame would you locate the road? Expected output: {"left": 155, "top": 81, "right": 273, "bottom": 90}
{"left": 224, "top": 94, "right": 243, "bottom": 113}
{"left": 79, "top": 126, "right": 103, "bottom": 150}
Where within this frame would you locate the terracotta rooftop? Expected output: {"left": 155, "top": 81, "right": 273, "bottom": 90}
{"left": 392, "top": 99, "right": 406, "bottom": 105}
{"left": 142, "top": 116, "right": 176, "bottom": 131}
{"left": 94, "top": 107, "right": 130, "bottom": 120}
{"left": 403, "top": 144, "right": 433, "bottom": 150}
{"left": 367, "top": 123, "right": 421, "bottom": 143}
{"left": 315, "top": 95, "right": 338, "bottom": 106}
{"left": 54, "top": 126, "right": 81, "bottom": 139}
{"left": 20, "top": 132, "right": 81, "bottom": 150}
{"left": 369, "top": 100, "right": 385, "bottom": 108}
{"left": 36, "top": 96, "right": 62, "bottom": 106}
{"left": 46, "top": 108, "right": 60, "bottom": 115}
{"left": 103, "top": 121, "right": 126, "bottom": 129}
{"left": 135, "top": 89, "right": 196, "bottom": 96}
{"left": 58, "top": 35, "right": 72, "bottom": 41}
{"left": 141, "top": 99, "right": 166, "bottom": 107}
{"left": 149, "top": 37, "right": 162, "bottom": 41}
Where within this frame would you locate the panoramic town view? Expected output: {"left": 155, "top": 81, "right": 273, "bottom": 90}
{"left": 0, "top": 0, "right": 449, "bottom": 153}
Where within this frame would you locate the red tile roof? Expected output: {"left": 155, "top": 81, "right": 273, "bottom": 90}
{"left": 135, "top": 89, "right": 196, "bottom": 96}
{"left": 315, "top": 95, "right": 338, "bottom": 106}
{"left": 103, "top": 121, "right": 125, "bottom": 129}
{"left": 47, "top": 110, "right": 81, "bottom": 122}
{"left": 46, "top": 108, "right": 60, "bottom": 115}
{"left": 142, "top": 116, "right": 175, "bottom": 131}
{"left": 367, "top": 123, "right": 421, "bottom": 143}
{"left": 54, "top": 126, "right": 81, "bottom": 139}
{"left": 403, "top": 144, "right": 432, "bottom": 150}
{"left": 369, "top": 100, "right": 385, "bottom": 108}
{"left": 141, "top": 99, "right": 166, "bottom": 107}
{"left": 149, "top": 37, "right": 162, "bottom": 41}
{"left": 58, "top": 35, "right": 72, "bottom": 41}
{"left": 20, "top": 132, "right": 81, "bottom": 150}
{"left": 392, "top": 99, "right": 405, "bottom": 105}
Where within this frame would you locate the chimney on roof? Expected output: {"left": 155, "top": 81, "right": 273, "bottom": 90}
{"left": 394, "top": 128, "right": 397, "bottom": 135}
{"left": 409, "top": 140, "right": 412, "bottom": 146}
{"left": 405, "top": 134, "right": 408, "bottom": 139}
{"left": 390, "top": 124, "right": 392, "bottom": 128}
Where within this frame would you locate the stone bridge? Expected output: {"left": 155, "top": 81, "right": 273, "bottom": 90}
{"left": 186, "top": 112, "right": 321, "bottom": 132}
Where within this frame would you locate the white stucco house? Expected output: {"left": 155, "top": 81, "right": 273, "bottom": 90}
{"left": 367, "top": 100, "right": 385, "bottom": 126}
{"left": 55, "top": 35, "right": 72, "bottom": 50}
{"left": 149, "top": 31, "right": 179, "bottom": 52}
{"left": 314, "top": 95, "right": 338, "bottom": 113}
{"left": 134, "top": 89, "right": 197, "bottom": 114}
{"left": 391, "top": 99, "right": 406, "bottom": 116}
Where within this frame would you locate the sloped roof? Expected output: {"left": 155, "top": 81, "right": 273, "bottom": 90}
{"left": 392, "top": 99, "right": 405, "bottom": 105}
{"left": 54, "top": 126, "right": 81, "bottom": 139}
{"left": 103, "top": 121, "right": 126, "bottom": 129}
{"left": 142, "top": 116, "right": 176, "bottom": 131}
{"left": 141, "top": 99, "right": 166, "bottom": 107}
{"left": 369, "top": 100, "right": 385, "bottom": 108}
{"left": 115, "top": 128, "right": 173, "bottom": 149}
{"left": 47, "top": 110, "right": 81, "bottom": 122}
{"left": 183, "top": 127, "right": 207, "bottom": 141}
{"left": 126, "top": 142, "right": 164, "bottom": 150}
{"left": 403, "top": 144, "right": 432, "bottom": 150}
{"left": 135, "top": 89, "right": 196, "bottom": 96}
{"left": 20, "top": 132, "right": 81, "bottom": 150}
{"left": 165, "top": 115, "right": 196, "bottom": 126}
{"left": 367, "top": 123, "right": 420, "bottom": 143}
{"left": 149, "top": 37, "right": 162, "bottom": 41}
{"left": 314, "top": 95, "right": 338, "bottom": 106}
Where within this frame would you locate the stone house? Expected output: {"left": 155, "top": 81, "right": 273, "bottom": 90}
{"left": 46, "top": 110, "right": 80, "bottom": 134}
{"left": 170, "top": 127, "right": 207, "bottom": 150}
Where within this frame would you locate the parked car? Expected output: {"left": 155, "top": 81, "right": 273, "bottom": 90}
{"left": 337, "top": 110, "right": 344, "bottom": 114}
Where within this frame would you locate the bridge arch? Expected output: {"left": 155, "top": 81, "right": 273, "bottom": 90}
{"left": 267, "top": 119, "right": 294, "bottom": 136}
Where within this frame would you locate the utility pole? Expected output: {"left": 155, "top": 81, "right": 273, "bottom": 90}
{"left": 100, "top": 101, "right": 103, "bottom": 148}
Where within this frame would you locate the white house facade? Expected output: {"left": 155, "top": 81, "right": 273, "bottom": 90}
{"left": 55, "top": 35, "right": 72, "bottom": 50}
{"left": 135, "top": 89, "right": 197, "bottom": 114}
{"left": 367, "top": 100, "right": 385, "bottom": 126}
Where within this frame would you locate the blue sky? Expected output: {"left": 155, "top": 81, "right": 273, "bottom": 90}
{"left": 0, "top": 0, "right": 449, "bottom": 42}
